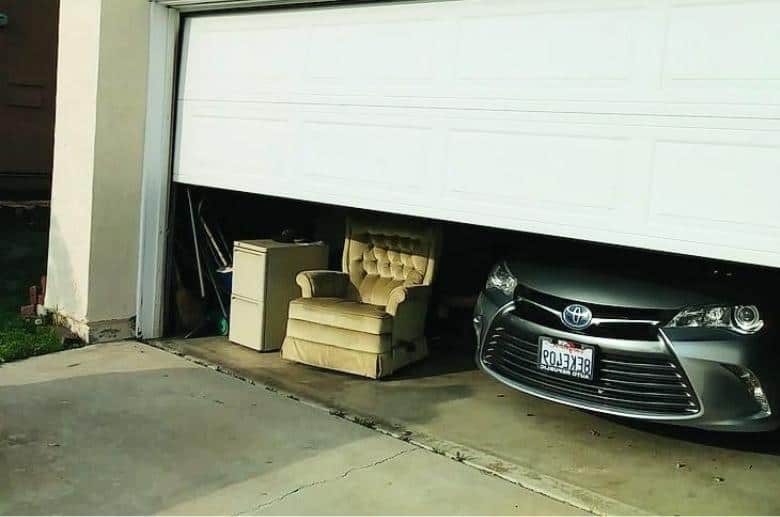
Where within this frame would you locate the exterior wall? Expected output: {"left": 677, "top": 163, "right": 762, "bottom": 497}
{"left": 88, "top": 0, "right": 150, "bottom": 322}
{"left": 45, "top": 0, "right": 101, "bottom": 329}
{"left": 45, "top": 0, "right": 150, "bottom": 342}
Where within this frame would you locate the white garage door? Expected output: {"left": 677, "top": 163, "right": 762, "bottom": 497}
{"left": 174, "top": 0, "right": 780, "bottom": 268}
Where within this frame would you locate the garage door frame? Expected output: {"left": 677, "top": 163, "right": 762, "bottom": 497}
{"left": 138, "top": 0, "right": 352, "bottom": 339}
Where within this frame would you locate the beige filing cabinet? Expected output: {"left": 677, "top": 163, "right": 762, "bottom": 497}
{"left": 229, "top": 239, "right": 328, "bottom": 351}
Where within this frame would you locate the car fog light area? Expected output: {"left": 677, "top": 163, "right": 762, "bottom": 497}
{"left": 723, "top": 365, "right": 771, "bottom": 416}
{"left": 666, "top": 305, "right": 764, "bottom": 334}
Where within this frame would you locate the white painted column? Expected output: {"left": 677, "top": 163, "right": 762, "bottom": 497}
{"left": 45, "top": 0, "right": 150, "bottom": 342}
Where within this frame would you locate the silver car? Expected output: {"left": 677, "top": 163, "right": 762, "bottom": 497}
{"left": 473, "top": 253, "right": 778, "bottom": 431}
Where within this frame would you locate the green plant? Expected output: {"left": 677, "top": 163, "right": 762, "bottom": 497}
{"left": 0, "top": 212, "right": 64, "bottom": 363}
{"left": 0, "top": 311, "right": 63, "bottom": 363}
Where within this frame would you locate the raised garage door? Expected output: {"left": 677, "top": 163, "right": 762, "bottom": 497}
{"left": 174, "top": 0, "right": 780, "bottom": 268}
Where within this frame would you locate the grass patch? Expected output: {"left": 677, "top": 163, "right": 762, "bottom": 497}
{"left": 0, "top": 207, "right": 69, "bottom": 363}
{"left": 0, "top": 311, "right": 63, "bottom": 363}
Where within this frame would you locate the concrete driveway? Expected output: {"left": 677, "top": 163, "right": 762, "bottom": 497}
{"left": 0, "top": 342, "right": 579, "bottom": 515}
{"left": 159, "top": 336, "right": 780, "bottom": 516}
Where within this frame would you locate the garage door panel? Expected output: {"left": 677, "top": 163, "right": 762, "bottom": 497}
{"left": 174, "top": 102, "right": 295, "bottom": 180}
{"left": 299, "top": 120, "right": 435, "bottom": 193}
{"left": 455, "top": 8, "right": 638, "bottom": 82}
{"left": 649, "top": 140, "right": 780, "bottom": 231}
{"left": 439, "top": 118, "right": 633, "bottom": 233}
{"left": 307, "top": 20, "right": 441, "bottom": 81}
{"left": 174, "top": 0, "right": 780, "bottom": 267}
{"left": 179, "top": 26, "right": 308, "bottom": 99}
{"left": 445, "top": 130, "right": 626, "bottom": 210}
{"left": 665, "top": 1, "right": 780, "bottom": 83}
{"left": 178, "top": 1, "right": 780, "bottom": 116}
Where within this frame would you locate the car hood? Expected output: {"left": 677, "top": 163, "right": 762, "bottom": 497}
{"left": 506, "top": 260, "right": 725, "bottom": 310}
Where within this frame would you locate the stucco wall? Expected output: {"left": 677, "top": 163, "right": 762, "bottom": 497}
{"left": 46, "top": 0, "right": 150, "bottom": 341}
{"left": 88, "top": 0, "right": 150, "bottom": 322}
{"left": 45, "top": 0, "right": 102, "bottom": 326}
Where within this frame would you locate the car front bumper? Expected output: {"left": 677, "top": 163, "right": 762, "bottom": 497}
{"left": 474, "top": 291, "right": 779, "bottom": 432}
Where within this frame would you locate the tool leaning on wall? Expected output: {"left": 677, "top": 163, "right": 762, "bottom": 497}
{"left": 180, "top": 186, "right": 233, "bottom": 338}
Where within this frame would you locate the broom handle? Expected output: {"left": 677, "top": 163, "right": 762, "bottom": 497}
{"left": 186, "top": 188, "right": 206, "bottom": 298}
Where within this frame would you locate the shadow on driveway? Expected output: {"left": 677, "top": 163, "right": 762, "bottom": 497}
{"left": 0, "top": 356, "right": 373, "bottom": 514}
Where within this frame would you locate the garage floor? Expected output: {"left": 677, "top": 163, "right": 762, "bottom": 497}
{"left": 157, "top": 336, "right": 780, "bottom": 515}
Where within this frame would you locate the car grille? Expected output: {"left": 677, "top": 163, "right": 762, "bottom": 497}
{"left": 481, "top": 326, "right": 700, "bottom": 416}
{"left": 514, "top": 286, "right": 677, "bottom": 341}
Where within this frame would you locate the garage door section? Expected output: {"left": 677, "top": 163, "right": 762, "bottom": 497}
{"left": 173, "top": 0, "right": 780, "bottom": 268}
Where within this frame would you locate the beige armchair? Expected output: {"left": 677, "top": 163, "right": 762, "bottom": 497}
{"left": 281, "top": 218, "right": 441, "bottom": 378}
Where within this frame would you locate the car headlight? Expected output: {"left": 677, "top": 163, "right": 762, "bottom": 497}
{"left": 486, "top": 261, "right": 517, "bottom": 296}
{"left": 666, "top": 305, "right": 764, "bottom": 334}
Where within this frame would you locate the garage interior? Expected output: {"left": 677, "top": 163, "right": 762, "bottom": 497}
{"left": 157, "top": 183, "right": 780, "bottom": 515}
{"left": 150, "top": 0, "right": 780, "bottom": 513}
{"left": 162, "top": 183, "right": 526, "bottom": 344}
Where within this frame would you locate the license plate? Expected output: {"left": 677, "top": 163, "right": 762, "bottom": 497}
{"left": 538, "top": 337, "right": 595, "bottom": 381}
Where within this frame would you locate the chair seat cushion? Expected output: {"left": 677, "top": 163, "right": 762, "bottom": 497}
{"left": 288, "top": 297, "right": 393, "bottom": 335}
{"left": 286, "top": 318, "right": 392, "bottom": 353}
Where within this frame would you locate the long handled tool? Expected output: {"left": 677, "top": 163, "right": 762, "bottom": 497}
{"left": 206, "top": 265, "right": 227, "bottom": 320}
{"left": 214, "top": 224, "right": 232, "bottom": 264}
{"left": 200, "top": 214, "right": 230, "bottom": 270}
{"left": 196, "top": 198, "right": 232, "bottom": 269}
{"left": 197, "top": 231, "right": 230, "bottom": 336}
{"left": 186, "top": 187, "right": 206, "bottom": 298}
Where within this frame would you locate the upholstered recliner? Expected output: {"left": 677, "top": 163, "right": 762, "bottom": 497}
{"left": 281, "top": 218, "right": 441, "bottom": 379}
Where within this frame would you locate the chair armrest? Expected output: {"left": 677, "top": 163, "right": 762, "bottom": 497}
{"left": 385, "top": 284, "right": 432, "bottom": 316}
{"left": 296, "top": 270, "right": 349, "bottom": 298}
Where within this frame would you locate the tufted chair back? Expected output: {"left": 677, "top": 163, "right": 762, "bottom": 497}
{"left": 342, "top": 218, "right": 441, "bottom": 306}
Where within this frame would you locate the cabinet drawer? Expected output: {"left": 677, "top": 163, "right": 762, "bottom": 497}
{"left": 229, "top": 296, "right": 266, "bottom": 351}
{"left": 232, "top": 249, "right": 266, "bottom": 300}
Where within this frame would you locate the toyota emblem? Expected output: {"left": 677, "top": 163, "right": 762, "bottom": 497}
{"left": 562, "top": 304, "right": 593, "bottom": 330}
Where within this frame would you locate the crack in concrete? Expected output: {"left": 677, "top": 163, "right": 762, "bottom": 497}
{"left": 236, "top": 448, "right": 414, "bottom": 515}
{"left": 149, "top": 341, "right": 633, "bottom": 515}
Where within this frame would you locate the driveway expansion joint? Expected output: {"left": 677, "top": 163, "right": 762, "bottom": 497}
{"left": 235, "top": 448, "right": 415, "bottom": 515}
